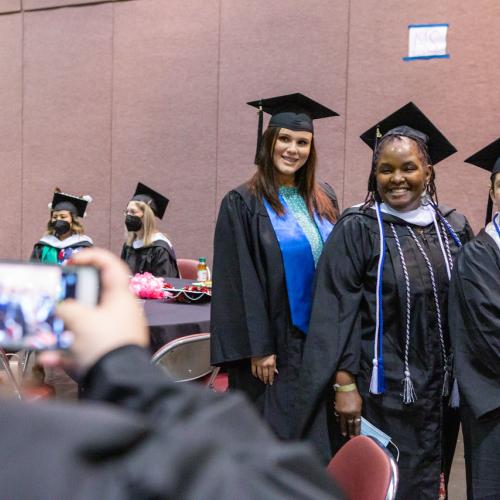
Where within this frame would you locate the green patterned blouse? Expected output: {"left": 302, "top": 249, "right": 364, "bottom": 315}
{"left": 279, "top": 186, "right": 324, "bottom": 266}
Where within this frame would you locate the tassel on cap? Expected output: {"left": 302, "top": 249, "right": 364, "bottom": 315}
{"left": 254, "top": 102, "right": 263, "bottom": 164}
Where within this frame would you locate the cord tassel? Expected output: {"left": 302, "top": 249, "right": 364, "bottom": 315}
{"left": 449, "top": 378, "right": 460, "bottom": 408}
{"left": 370, "top": 359, "right": 380, "bottom": 394}
{"left": 402, "top": 370, "right": 417, "bottom": 404}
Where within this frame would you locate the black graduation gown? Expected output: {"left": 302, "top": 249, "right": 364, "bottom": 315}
{"left": 210, "top": 182, "right": 338, "bottom": 440}
{"left": 449, "top": 229, "right": 500, "bottom": 499}
{"left": 292, "top": 205, "right": 472, "bottom": 500}
{"left": 0, "top": 346, "right": 342, "bottom": 500}
{"left": 121, "top": 239, "right": 179, "bottom": 278}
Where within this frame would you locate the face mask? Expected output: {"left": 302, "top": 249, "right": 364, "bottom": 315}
{"left": 51, "top": 220, "right": 71, "bottom": 237}
{"left": 125, "top": 215, "right": 142, "bottom": 232}
{"left": 360, "top": 417, "right": 391, "bottom": 447}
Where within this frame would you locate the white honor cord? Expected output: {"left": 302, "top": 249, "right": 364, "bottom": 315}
{"left": 431, "top": 209, "right": 451, "bottom": 280}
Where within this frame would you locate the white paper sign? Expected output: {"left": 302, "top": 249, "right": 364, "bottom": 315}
{"left": 404, "top": 24, "right": 449, "bottom": 61}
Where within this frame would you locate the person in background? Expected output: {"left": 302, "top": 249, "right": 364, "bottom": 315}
{"left": 211, "top": 93, "right": 339, "bottom": 439}
{"left": 0, "top": 248, "right": 343, "bottom": 500}
{"left": 31, "top": 189, "right": 93, "bottom": 265}
{"left": 293, "top": 103, "right": 473, "bottom": 499}
{"left": 121, "top": 182, "right": 179, "bottom": 278}
{"left": 449, "top": 138, "right": 500, "bottom": 499}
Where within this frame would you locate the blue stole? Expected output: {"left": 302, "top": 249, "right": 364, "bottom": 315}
{"left": 263, "top": 195, "right": 333, "bottom": 334}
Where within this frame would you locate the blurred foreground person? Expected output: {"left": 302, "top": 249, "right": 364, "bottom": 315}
{"left": 449, "top": 139, "right": 500, "bottom": 499}
{"left": 0, "top": 248, "right": 341, "bottom": 500}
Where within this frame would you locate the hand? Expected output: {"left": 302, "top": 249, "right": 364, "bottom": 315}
{"left": 334, "top": 389, "right": 362, "bottom": 438}
{"left": 40, "top": 248, "right": 148, "bottom": 372}
{"left": 251, "top": 354, "right": 277, "bottom": 385}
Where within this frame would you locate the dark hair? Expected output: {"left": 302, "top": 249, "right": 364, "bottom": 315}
{"left": 248, "top": 127, "right": 338, "bottom": 223}
{"left": 362, "top": 134, "right": 438, "bottom": 209}
{"left": 491, "top": 172, "right": 500, "bottom": 190}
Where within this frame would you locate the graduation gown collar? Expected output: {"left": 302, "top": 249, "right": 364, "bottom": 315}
{"left": 132, "top": 233, "right": 173, "bottom": 249}
{"left": 38, "top": 234, "right": 93, "bottom": 249}
{"left": 485, "top": 212, "right": 500, "bottom": 251}
{"left": 346, "top": 203, "right": 456, "bottom": 227}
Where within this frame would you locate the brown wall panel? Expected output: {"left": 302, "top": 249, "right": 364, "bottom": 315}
{"left": 0, "top": 13, "right": 22, "bottom": 258}
{"left": 216, "top": 0, "right": 349, "bottom": 211}
{"left": 22, "top": 4, "right": 113, "bottom": 258}
{"left": 111, "top": 0, "right": 219, "bottom": 261}
{"left": 344, "top": 0, "right": 500, "bottom": 231}
{"left": 0, "top": 0, "right": 20, "bottom": 14}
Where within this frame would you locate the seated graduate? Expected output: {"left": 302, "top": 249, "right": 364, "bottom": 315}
{"left": 121, "top": 182, "right": 179, "bottom": 278}
{"left": 449, "top": 138, "right": 500, "bottom": 499}
{"left": 292, "top": 103, "right": 473, "bottom": 499}
{"left": 31, "top": 189, "right": 93, "bottom": 265}
{"left": 0, "top": 248, "right": 342, "bottom": 500}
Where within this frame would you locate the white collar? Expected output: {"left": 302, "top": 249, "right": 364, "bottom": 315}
{"left": 485, "top": 213, "right": 500, "bottom": 251}
{"left": 39, "top": 234, "right": 93, "bottom": 249}
{"left": 352, "top": 201, "right": 434, "bottom": 227}
{"left": 132, "top": 233, "right": 173, "bottom": 249}
{"left": 379, "top": 202, "right": 434, "bottom": 227}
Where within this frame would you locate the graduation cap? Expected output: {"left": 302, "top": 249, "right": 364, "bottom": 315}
{"left": 247, "top": 93, "right": 338, "bottom": 162}
{"left": 51, "top": 191, "right": 89, "bottom": 218}
{"left": 360, "top": 102, "right": 457, "bottom": 166}
{"left": 131, "top": 182, "right": 169, "bottom": 220}
{"left": 464, "top": 137, "right": 500, "bottom": 224}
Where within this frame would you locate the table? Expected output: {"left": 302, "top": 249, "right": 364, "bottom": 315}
{"left": 143, "top": 278, "right": 211, "bottom": 353}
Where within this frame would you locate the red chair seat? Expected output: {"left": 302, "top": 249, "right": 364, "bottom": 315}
{"left": 327, "top": 435, "right": 398, "bottom": 500}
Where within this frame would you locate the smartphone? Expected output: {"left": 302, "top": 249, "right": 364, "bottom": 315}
{"left": 0, "top": 261, "right": 100, "bottom": 350}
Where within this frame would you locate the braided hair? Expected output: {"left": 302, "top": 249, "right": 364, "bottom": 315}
{"left": 362, "top": 134, "right": 439, "bottom": 210}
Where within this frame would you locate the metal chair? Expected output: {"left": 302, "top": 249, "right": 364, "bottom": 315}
{"left": 327, "top": 435, "right": 399, "bottom": 500}
{"left": 151, "top": 333, "right": 226, "bottom": 391}
{"left": 176, "top": 259, "right": 211, "bottom": 281}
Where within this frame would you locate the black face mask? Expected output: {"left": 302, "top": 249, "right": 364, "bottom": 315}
{"left": 51, "top": 220, "right": 71, "bottom": 237}
{"left": 125, "top": 215, "right": 142, "bottom": 232}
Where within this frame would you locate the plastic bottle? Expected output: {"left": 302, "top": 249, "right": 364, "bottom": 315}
{"left": 197, "top": 258, "right": 208, "bottom": 283}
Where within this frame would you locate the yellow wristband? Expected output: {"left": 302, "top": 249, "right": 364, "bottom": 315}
{"left": 333, "top": 383, "right": 357, "bottom": 392}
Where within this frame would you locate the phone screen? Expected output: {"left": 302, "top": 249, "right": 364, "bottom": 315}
{"left": 0, "top": 262, "right": 99, "bottom": 350}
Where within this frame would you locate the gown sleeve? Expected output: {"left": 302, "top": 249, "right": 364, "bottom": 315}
{"left": 449, "top": 234, "right": 500, "bottom": 419}
{"left": 81, "top": 345, "right": 343, "bottom": 500}
{"left": 30, "top": 245, "right": 42, "bottom": 262}
{"left": 210, "top": 191, "right": 275, "bottom": 365}
{"left": 293, "top": 212, "right": 371, "bottom": 438}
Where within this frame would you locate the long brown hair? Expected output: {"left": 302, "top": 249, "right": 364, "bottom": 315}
{"left": 249, "top": 127, "right": 338, "bottom": 222}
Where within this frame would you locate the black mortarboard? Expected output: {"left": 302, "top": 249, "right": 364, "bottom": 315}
{"left": 131, "top": 182, "right": 169, "bottom": 220}
{"left": 247, "top": 93, "right": 338, "bottom": 162}
{"left": 51, "top": 192, "right": 89, "bottom": 218}
{"left": 464, "top": 138, "right": 500, "bottom": 224}
{"left": 360, "top": 102, "right": 457, "bottom": 166}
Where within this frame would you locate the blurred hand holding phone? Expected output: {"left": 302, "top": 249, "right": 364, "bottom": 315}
{"left": 0, "top": 262, "right": 100, "bottom": 350}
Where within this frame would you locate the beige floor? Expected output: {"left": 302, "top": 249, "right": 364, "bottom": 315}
{"left": 448, "top": 431, "right": 467, "bottom": 500}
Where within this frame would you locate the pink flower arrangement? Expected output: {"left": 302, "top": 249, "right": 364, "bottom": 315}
{"left": 129, "top": 272, "right": 165, "bottom": 299}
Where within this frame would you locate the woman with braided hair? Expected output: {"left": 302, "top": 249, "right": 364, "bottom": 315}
{"left": 293, "top": 103, "right": 473, "bottom": 499}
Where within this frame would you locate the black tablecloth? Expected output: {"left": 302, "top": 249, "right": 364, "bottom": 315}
{"left": 143, "top": 278, "right": 211, "bottom": 353}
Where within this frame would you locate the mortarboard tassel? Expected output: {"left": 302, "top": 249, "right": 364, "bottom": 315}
{"left": 254, "top": 102, "right": 264, "bottom": 164}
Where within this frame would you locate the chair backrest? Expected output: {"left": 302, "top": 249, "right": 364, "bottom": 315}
{"left": 327, "top": 435, "right": 398, "bottom": 500}
{"left": 176, "top": 258, "right": 211, "bottom": 281}
{"left": 152, "top": 333, "right": 213, "bottom": 382}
